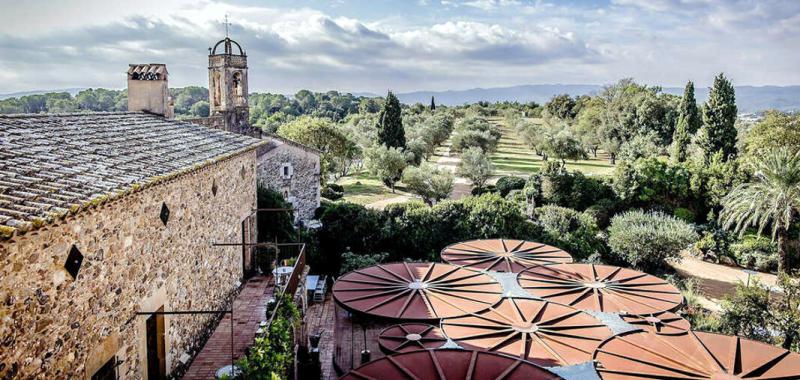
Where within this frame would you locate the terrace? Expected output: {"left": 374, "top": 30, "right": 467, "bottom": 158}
{"left": 324, "top": 238, "right": 800, "bottom": 380}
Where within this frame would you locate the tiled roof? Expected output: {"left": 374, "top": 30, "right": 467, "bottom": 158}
{"left": 0, "top": 111, "right": 265, "bottom": 238}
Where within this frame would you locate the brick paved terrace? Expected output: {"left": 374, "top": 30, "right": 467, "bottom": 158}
{"left": 183, "top": 275, "right": 275, "bottom": 379}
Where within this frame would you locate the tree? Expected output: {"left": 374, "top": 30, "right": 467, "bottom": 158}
{"left": 719, "top": 148, "right": 800, "bottom": 272}
{"left": 277, "top": 116, "right": 355, "bottom": 181}
{"left": 743, "top": 111, "right": 800, "bottom": 162}
{"left": 377, "top": 91, "right": 406, "bottom": 149}
{"left": 430, "top": 96, "right": 436, "bottom": 111}
{"left": 189, "top": 100, "right": 210, "bottom": 117}
{"left": 545, "top": 130, "right": 588, "bottom": 164}
{"left": 697, "top": 73, "right": 738, "bottom": 162}
{"left": 719, "top": 274, "right": 800, "bottom": 350}
{"left": 365, "top": 144, "right": 410, "bottom": 192}
{"left": 671, "top": 81, "right": 700, "bottom": 162}
{"left": 545, "top": 94, "right": 577, "bottom": 120}
{"left": 457, "top": 147, "right": 493, "bottom": 189}
{"left": 402, "top": 162, "right": 454, "bottom": 205}
{"left": 607, "top": 210, "right": 698, "bottom": 271}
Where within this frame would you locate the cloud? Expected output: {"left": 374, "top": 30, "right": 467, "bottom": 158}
{"left": 0, "top": 0, "right": 797, "bottom": 93}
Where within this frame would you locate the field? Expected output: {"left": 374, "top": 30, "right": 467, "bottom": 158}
{"left": 487, "top": 117, "right": 616, "bottom": 177}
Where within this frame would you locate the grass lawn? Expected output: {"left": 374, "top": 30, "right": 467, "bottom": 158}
{"left": 487, "top": 117, "right": 616, "bottom": 177}
{"left": 335, "top": 171, "right": 413, "bottom": 205}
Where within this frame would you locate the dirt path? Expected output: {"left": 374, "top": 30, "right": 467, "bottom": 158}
{"left": 434, "top": 140, "right": 473, "bottom": 200}
{"left": 671, "top": 253, "right": 779, "bottom": 311}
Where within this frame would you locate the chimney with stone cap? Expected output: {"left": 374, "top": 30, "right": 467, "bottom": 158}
{"left": 127, "top": 64, "right": 174, "bottom": 118}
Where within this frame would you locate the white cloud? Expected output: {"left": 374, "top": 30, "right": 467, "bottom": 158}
{"left": 0, "top": 0, "right": 797, "bottom": 93}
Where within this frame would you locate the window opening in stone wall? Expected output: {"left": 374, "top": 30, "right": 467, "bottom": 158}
{"left": 212, "top": 179, "right": 218, "bottom": 196}
{"left": 64, "top": 244, "right": 84, "bottom": 280}
{"left": 146, "top": 306, "right": 166, "bottom": 380}
{"left": 160, "top": 202, "right": 170, "bottom": 226}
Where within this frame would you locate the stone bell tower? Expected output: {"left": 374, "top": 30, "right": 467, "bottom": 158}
{"left": 208, "top": 36, "right": 250, "bottom": 134}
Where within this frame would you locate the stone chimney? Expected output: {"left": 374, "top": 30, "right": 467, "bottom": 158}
{"left": 127, "top": 64, "right": 174, "bottom": 118}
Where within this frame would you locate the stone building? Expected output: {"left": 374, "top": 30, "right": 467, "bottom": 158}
{"left": 0, "top": 79, "right": 265, "bottom": 379}
{"left": 188, "top": 36, "right": 321, "bottom": 223}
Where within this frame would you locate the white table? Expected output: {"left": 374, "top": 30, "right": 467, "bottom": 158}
{"left": 273, "top": 266, "right": 293, "bottom": 286}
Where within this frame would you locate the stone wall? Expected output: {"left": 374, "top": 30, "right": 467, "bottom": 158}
{"left": 256, "top": 139, "right": 321, "bottom": 223}
{"left": 0, "top": 149, "right": 258, "bottom": 379}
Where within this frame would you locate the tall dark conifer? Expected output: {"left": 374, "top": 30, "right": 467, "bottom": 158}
{"left": 671, "top": 81, "right": 700, "bottom": 162}
{"left": 377, "top": 91, "right": 406, "bottom": 149}
{"left": 697, "top": 73, "right": 738, "bottom": 162}
{"left": 430, "top": 96, "right": 436, "bottom": 111}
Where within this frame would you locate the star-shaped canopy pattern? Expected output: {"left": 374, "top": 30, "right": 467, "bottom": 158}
{"left": 441, "top": 239, "right": 573, "bottom": 273}
{"left": 378, "top": 323, "right": 448, "bottom": 354}
{"left": 340, "top": 349, "right": 563, "bottom": 380}
{"left": 332, "top": 262, "right": 503, "bottom": 321}
{"left": 620, "top": 310, "right": 691, "bottom": 335}
{"left": 594, "top": 330, "right": 800, "bottom": 379}
{"left": 517, "top": 263, "right": 683, "bottom": 314}
{"left": 441, "top": 298, "right": 612, "bottom": 367}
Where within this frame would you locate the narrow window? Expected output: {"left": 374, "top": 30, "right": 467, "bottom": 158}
{"left": 65, "top": 245, "right": 84, "bottom": 280}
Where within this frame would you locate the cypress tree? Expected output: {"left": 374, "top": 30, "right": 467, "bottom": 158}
{"left": 430, "top": 96, "right": 436, "bottom": 111}
{"left": 670, "top": 81, "right": 699, "bottom": 162}
{"left": 377, "top": 91, "right": 406, "bottom": 149}
{"left": 697, "top": 73, "right": 738, "bottom": 162}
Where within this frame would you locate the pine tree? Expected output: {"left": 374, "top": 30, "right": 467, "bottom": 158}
{"left": 430, "top": 96, "right": 436, "bottom": 111}
{"left": 670, "top": 81, "right": 700, "bottom": 162}
{"left": 377, "top": 91, "right": 406, "bottom": 149}
{"left": 697, "top": 73, "right": 738, "bottom": 162}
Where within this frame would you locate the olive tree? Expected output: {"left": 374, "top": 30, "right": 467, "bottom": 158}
{"left": 607, "top": 210, "right": 698, "bottom": 271}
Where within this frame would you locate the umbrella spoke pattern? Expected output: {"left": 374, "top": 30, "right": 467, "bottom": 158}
{"left": 594, "top": 330, "right": 800, "bottom": 379}
{"left": 333, "top": 262, "right": 503, "bottom": 321}
{"left": 340, "top": 349, "right": 564, "bottom": 380}
{"left": 517, "top": 264, "right": 684, "bottom": 315}
{"left": 620, "top": 311, "right": 691, "bottom": 335}
{"left": 378, "top": 323, "right": 449, "bottom": 354}
{"left": 441, "top": 239, "right": 573, "bottom": 273}
{"left": 441, "top": 298, "right": 612, "bottom": 367}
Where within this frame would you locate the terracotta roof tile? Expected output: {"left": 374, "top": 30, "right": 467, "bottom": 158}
{"left": 0, "top": 111, "right": 264, "bottom": 237}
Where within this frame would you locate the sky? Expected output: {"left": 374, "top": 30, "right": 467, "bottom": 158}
{"left": 0, "top": 0, "right": 798, "bottom": 94}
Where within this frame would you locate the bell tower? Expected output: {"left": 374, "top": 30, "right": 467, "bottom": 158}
{"left": 208, "top": 34, "right": 250, "bottom": 134}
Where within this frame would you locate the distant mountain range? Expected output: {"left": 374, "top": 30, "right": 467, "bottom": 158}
{"left": 3, "top": 84, "right": 798, "bottom": 113}
{"left": 391, "top": 84, "right": 800, "bottom": 113}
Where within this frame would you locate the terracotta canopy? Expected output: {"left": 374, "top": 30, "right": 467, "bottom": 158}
{"left": 594, "top": 330, "right": 800, "bottom": 379}
{"left": 620, "top": 310, "right": 691, "bottom": 335}
{"left": 517, "top": 263, "right": 684, "bottom": 314}
{"left": 378, "top": 323, "right": 448, "bottom": 354}
{"left": 441, "top": 297, "right": 612, "bottom": 367}
{"left": 441, "top": 239, "right": 573, "bottom": 273}
{"left": 332, "top": 262, "right": 503, "bottom": 320}
{"left": 340, "top": 349, "right": 563, "bottom": 380}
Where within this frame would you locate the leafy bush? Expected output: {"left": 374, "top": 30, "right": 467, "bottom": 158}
{"left": 718, "top": 280, "right": 773, "bottom": 344}
{"left": 402, "top": 162, "right": 454, "bottom": 205}
{"left": 607, "top": 210, "right": 698, "bottom": 271}
{"left": 612, "top": 157, "right": 694, "bottom": 213}
{"left": 536, "top": 162, "right": 615, "bottom": 211}
{"left": 495, "top": 176, "right": 526, "bottom": 197}
{"left": 257, "top": 186, "right": 295, "bottom": 244}
{"left": 533, "top": 205, "right": 606, "bottom": 261}
{"left": 731, "top": 235, "right": 778, "bottom": 272}
{"left": 673, "top": 207, "right": 695, "bottom": 223}
{"left": 340, "top": 251, "right": 389, "bottom": 275}
{"left": 315, "top": 202, "right": 385, "bottom": 274}
{"left": 321, "top": 184, "right": 344, "bottom": 200}
{"left": 451, "top": 129, "right": 499, "bottom": 152}
{"left": 458, "top": 147, "right": 493, "bottom": 189}
{"left": 236, "top": 294, "right": 300, "bottom": 379}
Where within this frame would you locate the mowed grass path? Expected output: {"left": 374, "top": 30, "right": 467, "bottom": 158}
{"left": 487, "top": 117, "right": 616, "bottom": 177}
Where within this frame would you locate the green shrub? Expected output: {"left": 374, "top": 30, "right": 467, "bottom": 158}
{"left": 257, "top": 186, "right": 295, "bottom": 243}
{"left": 673, "top": 207, "right": 695, "bottom": 223}
{"left": 316, "top": 202, "right": 385, "bottom": 274}
{"left": 607, "top": 210, "right": 698, "bottom": 271}
{"left": 327, "top": 183, "right": 344, "bottom": 193}
{"left": 321, "top": 184, "right": 343, "bottom": 200}
{"left": 533, "top": 205, "right": 606, "bottom": 261}
{"left": 731, "top": 235, "right": 778, "bottom": 272}
{"left": 340, "top": 251, "right": 389, "bottom": 275}
{"left": 495, "top": 176, "right": 526, "bottom": 197}
{"left": 236, "top": 294, "right": 300, "bottom": 379}
{"left": 537, "top": 162, "right": 614, "bottom": 211}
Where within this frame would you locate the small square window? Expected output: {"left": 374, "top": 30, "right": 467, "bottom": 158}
{"left": 280, "top": 163, "right": 293, "bottom": 179}
{"left": 160, "top": 202, "right": 170, "bottom": 226}
{"left": 65, "top": 245, "right": 84, "bottom": 280}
